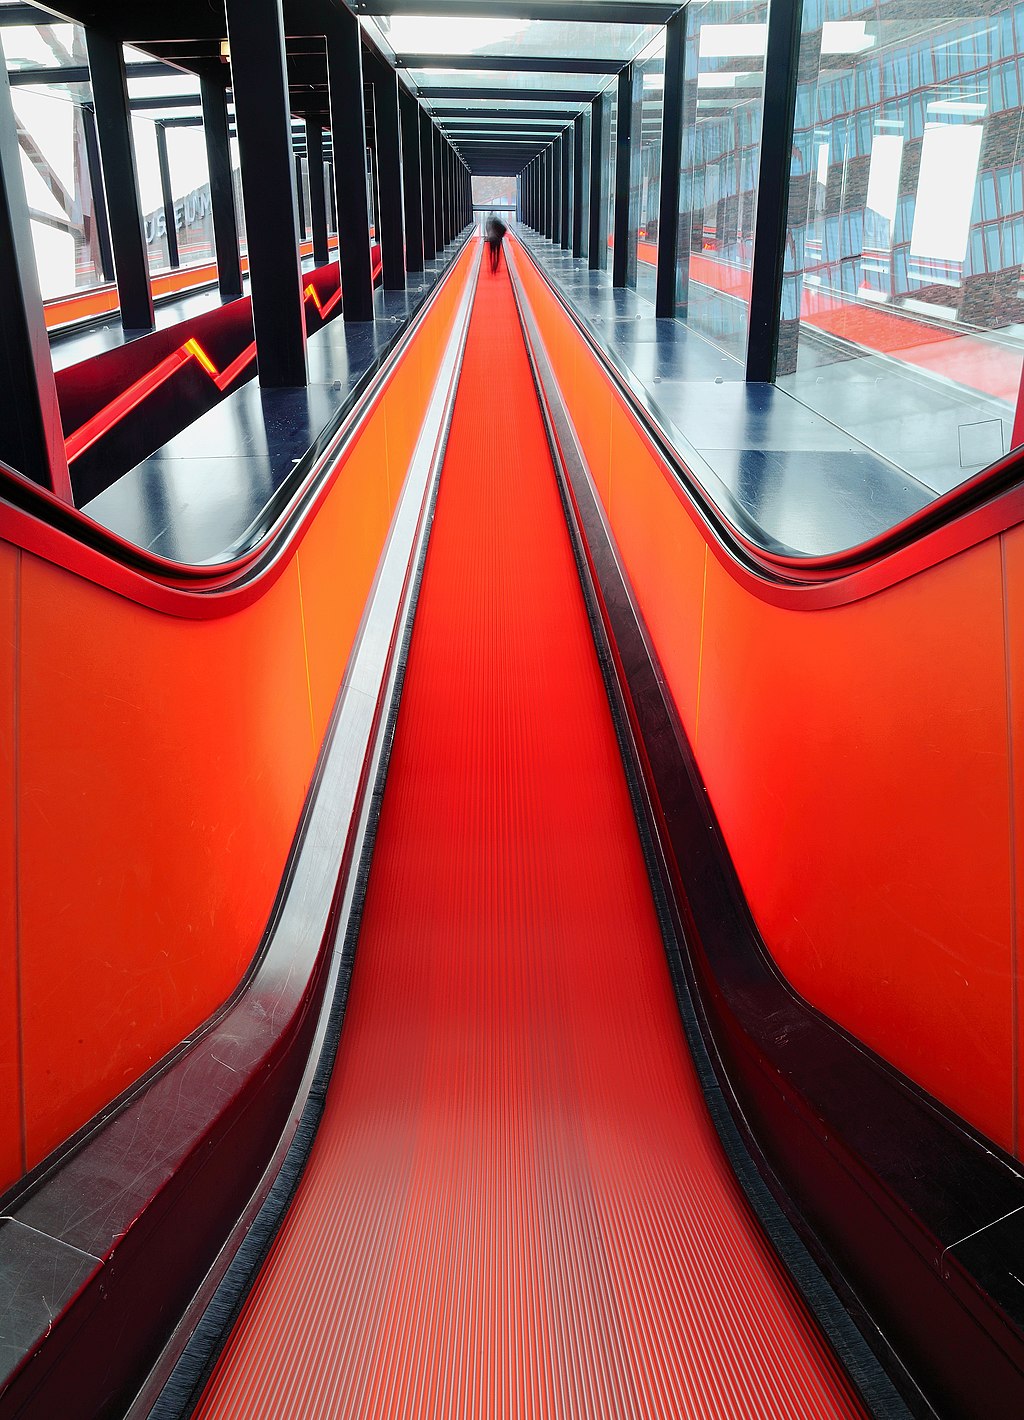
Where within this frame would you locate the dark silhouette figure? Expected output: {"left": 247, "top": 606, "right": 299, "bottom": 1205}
{"left": 485, "top": 214, "right": 506, "bottom": 274}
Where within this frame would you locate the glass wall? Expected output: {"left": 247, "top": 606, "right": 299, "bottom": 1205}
{"left": 675, "top": 0, "right": 768, "bottom": 358}
{"left": 3, "top": 21, "right": 111, "bottom": 300}
{"left": 579, "top": 108, "right": 591, "bottom": 260}
{"left": 165, "top": 126, "right": 214, "bottom": 268}
{"left": 778, "top": 0, "right": 1024, "bottom": 489}
{"left": 632, "top": 32, "right": 666, "bottom": 302}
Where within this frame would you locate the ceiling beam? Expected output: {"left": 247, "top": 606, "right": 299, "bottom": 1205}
{"left": 396, "top": 54, "right": 622, "bottom": 74}
{"left": 7, "top": 60, "right": 180, "bottom": 85}
{"left": 429, "top": 106, "right": 583, "bottom": 119}
{"left": 416, "top": 85, "right": 601, "bottom": 101}
{"left": 356, "top": 0, "right": 677, "bottom": 19}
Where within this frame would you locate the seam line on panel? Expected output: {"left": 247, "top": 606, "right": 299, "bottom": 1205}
{"left": 1001, "top": 533, "right": 1019, "bottom": 1156}
{"left": 694, "top": 544, "right": 709, "bottom": 745}
{"left": 13, "top": 549, "right": 27, "bottom": 1176}
{"left": 295, "top": 558, "right": 317, "bottom": 755}
{"left": 1, "top": 1215, "right": 102, "bottom": 1263}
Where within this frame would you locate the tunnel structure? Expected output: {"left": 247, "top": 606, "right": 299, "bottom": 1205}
{"left": 2, "top": 2, "right": 1024, "bottom": 1418}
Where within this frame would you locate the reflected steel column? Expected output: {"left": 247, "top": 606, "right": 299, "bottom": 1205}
{"left": 155, "top": 121, "right": 180, "bottom": 268}
{"left": 0, "top": 42, "right": 71, "bottom": 498}
{"left": 655, "top": 10, "right": 686, "bottom": 317}
{"left": 433, "top": 128, "right": 444, "bottom": 252}
{"left": 420, "top": 112, "right": 436, "bottom": 261}
{"left": 294, "top": 154, "right": 307, "bottom": 240}
{"left": 588, "top": 96, "right": 603, "bottom": 269}
{"left": 560, "top": 126, "right": 571, "bottom": 248}
{"left": 367, "top": 54, "right": 406, "bottom": 290}
{"left": 745, "top": 0, "right": 802, "bottom": 381}
{"left": 327, "top": 8, "right": 374, "bottom": 321}
{"left": 306, "top": 118, "right": 330, "bottom": 267}
{"left": 226, "top": 0, "right": 307, "bottom": 383}
{"left": 201, "top": 75, "right": 242, "bottom": 298}
{"left": 85, "top": 28, "right": 154, "bottom": 331}
{"left": 572, "top": 116, "right": 585, "bottom": 256}
{"left": 612, "top": 64, "right": 632, "bottom": 287}
{"left": 81, "top": 103, "right": 114, "bottom": 283}
{"left": 400, "top": 90, "right": 423, "bottom": 272}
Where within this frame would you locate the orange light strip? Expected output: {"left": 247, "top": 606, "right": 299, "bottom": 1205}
{"left": 65, "top": 271, "right": 347, "bottom": 462}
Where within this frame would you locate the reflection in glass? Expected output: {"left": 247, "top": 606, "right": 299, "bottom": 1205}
{"left": 778, "top": 0, "right": 1024, "bottom": 492}
{"left": 604, "top": 88, "right": 616, "bottom": 268}
{"left": 632, "top": 32, "right": 666, "bottom": 302}
{"left": 675, "top": 0, "right": 768, "bottom": 359}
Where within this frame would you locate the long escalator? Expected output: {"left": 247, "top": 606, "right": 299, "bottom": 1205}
{"left": 191, "top": 253, "right": 866, "bottom": 1419}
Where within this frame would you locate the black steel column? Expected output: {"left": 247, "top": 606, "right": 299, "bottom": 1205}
{"left": 155, "top": 121, "right": 179, "bottom": 268}
{"left": 226, "top": 0, "right": 306, "bottom": 383}
{"left": 81, "top": 103, "right": 113, "bottom": 283}
{"left": 572, "top": 115, "right": 584, "bottom": 256}
{"left": 0, "top": 46, "right": 70, "bottom": 498}
{"left": 367, "top": 55, "right": 405, "bottom": 290}
{"left": 612, "top": 64, "right": 632, "bottom": 287}
{"left": 326, "top": 8, "right": 374, "bottom": 321}
{"left": 560, "top": 126, "right": 571, "bottom": 248}
{"left": 419, "top": 113, "right": 436, "bottom": 260}
{"left": 550, "top": 139, "right": 558, "bottom": 240}
{"left": 85, "top": 28, "right": 154, "bottom": 330}
{"left": 655, "top": 10, "right": 686, "bottom": 316}
{"left": 294, "top": 154, "right": 307, "bottom": 239}
{"left": 306, "top": 119, "right": 330, "bottom": 266}
{"left": 745, "top": 0, "right": 802, "bottom": 381}
{"left": 400, "top": 90, "right": 423, "bottom": 272}
{"left": 589, "top": 96, "right": 603, "bottom": 269}
{"left": 201, "top": 75, "right": 242, "bottom": 298}
{"left": 433, "top": 128, "right": 444, "bottom": 252}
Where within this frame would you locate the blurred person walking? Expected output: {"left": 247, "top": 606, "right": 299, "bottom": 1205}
{"left": 485, "top": 213, "right": 506, "bottom": 274}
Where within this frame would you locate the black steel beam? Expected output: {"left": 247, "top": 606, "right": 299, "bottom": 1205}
{"left": 417, "top": 86, "right": 600, "bottom": 102}
{"left": 366, "top": 52, "right": 406, "bottom": 289}
{"left": 326, "top": 7, "right": 374, "bottom": 320}
{"left": 399, "top": 55, "right": 621, "bottom": 74}
{"left": 226, "top": 0, "right": 307, "bottom": 382}
{"left": 399, "top": 88, "right": 423, "bottom": 272}
{"left": 588, "top": 92, "right": 603, "bottom": 270}
{"left": 200, "top": 74, "right": 242, "bottom": 296}
{"left": 655, "top": 8, "right": 684, "bottom": 316}
{"left": 155, "top": 121, "right": 180, "bottom": 267}
{"left": 85, "top": 29, "right": 155, "bottom": 331}
{"left": 305, "top": 118, "right": 330, "bottom": 265}
{"left": 356, "top": 0, "right": 676, "bottom": 18}
{"left": 430, "top": 107, "right": 583, "bottom": 120}
{"left": 419, "top": 111, "right": 436, "bottom": 260}
{"left": 611, "top": 63, "right": 631, "bottom": 286}
{"left": 745, "top": 0, "right": 801, "bottom": 381}
{"left": 0, "top": 47, "right": 70, "bottom": 499}
{"left": 571, "top": 112, "right": 584, "bottom": 256}
{"left": 8, "top": 61, "right": 177, "bottom": 86}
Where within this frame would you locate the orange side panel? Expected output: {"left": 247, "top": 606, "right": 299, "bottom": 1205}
{"left": 607, "top": 416, "right": 706, "bottom": 744}
{"left": 298, "top": 418, "right": 392, "bottom": 744}
{"left": 17, "top": 555, "right": 314, "bottom": 1168}
{"left": 697, "top": 541, "right": 1013, "bottom": 1148}
{"left": 1000, "top": 522, "right": 1024, "bottom": 1151}
{"left": 515, "top": 239, "right": 1017, "bottom": 1150}
{"left": 0, "top": 543, "right": 21, "bottom": 1184}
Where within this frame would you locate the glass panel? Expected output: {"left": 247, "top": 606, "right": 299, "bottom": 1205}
{"left": 632, "top": 32, "right": 665, "bottom": 301}
{"left": 11, "top": 83, "right": 108, "bottom": 298}
{"left": 2, "top": 22, "right": 79, "bottom": 70}
{"left": 778, "top": 0, "right": 1024, "bottom": 491}
{"left": 229, "top": 134, "right": 248, "bottom": 257}
{"left": 676, "top": 0, "right": 768, "bottom": 358}
{"left": 165, "top": 125, "right": 215, "bottom": 269}
{"left": 130, "top": 113, "right": 171, "bottom": 271}
{"left": 365, "top": 17, "right": 660, "bottom": 63}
